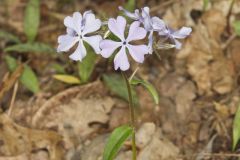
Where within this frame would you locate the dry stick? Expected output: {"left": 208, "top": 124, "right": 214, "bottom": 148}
{"left": 7, "top": 81, "right": 19, "bottom": 116}
{"left": 222, "top": 33, "right": 237, "bottom": 50}
{"left": 179, "top": 152, "right": 240, "bottom": 159}
{"left": 226, "top": 0, "right": 236, "bottom": 34}
{"left": 129, "top": 66, "right": 140, "bottom": 82}
{"left": 122, "top": 72, "right": 137, "bottom": 160}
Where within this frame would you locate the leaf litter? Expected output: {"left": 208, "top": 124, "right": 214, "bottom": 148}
{"left": 1, "top": 0, "right": 240, "bottom": 160}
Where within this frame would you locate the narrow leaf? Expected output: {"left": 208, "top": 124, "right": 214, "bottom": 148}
{"left": 103, "top": 125, "right": 133, "bottom": 160}
{"left": 0, "top": 30, "right": 21, "bottom": 43}
{"left": 233, "top": 103, "right": 240, "bottom": 150}
{"left": 24, "top": 0, "right": 40, "bottom": 42}
{"left": 4, "top": 55, "right": 17, "bottom": 71}
{"left": 103, "top": 74, "right": 139, "bottom": 105}
{"left": 131, "top": 78, "right": 159, "bottom": 105}
{"left": 78, "top": 43, "right": 97, "bottom": 83}
{"left": 4, "top": 55, "right": 40, "bottom": 93}
{"left": 4, "top": 42, "right": 56, "bottom": 54}
{"left": 53, "top": 74, "right": 81, "bottom": 84}
{"left": 233, "top": 21, "right": 240, "bottom": 36}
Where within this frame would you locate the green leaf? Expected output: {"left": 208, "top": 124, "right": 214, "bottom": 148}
{"left": 53, "top": 74, "right": 81, "bottom": 84}
{"left": 124, "top": 0, "right": 136, "bottom": 12}
{"left": 103, "top": 125, "right": 133, "bottom": 160}
{"left": 78, "top": 43, "right": 97, "bottom": 83}
{"left": 131, "top": 78, "right": 159, "bottom": 105}
{"left": 103, "top": 74, "right": 139, "bottom": 105}
{"left": 4, "top": 55, "right": 18, "bottom": 71}
{"left": 21, "top": 65, "right": 40, "bottom": 93}
{"left": 4, "top": 55, "right": 40, "bottom": 93}
{"left": 24, "top": 0, "right": 40, "bottom": 42}
{"left": 203, "top": 0, "right": 209, "bottom": 11}
{"left": 233, "top": 103, "right": 240, "bottom": 150}
{"left": 4, "top": 42, "right": 55, "bottom": 54}
{"left": 233, "top": 21, "right": 240, "bottom": 36}
{"left": 0, "top": 30, "right": 21, "bottom": 43}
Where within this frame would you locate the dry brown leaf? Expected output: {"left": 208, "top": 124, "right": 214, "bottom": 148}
{"left": 0, "top": 113, "right": 63, "bottom": 160}
{"left": 32, "top": 81, "right": 114, "bottom": 152}
{"left": 177, "top": 9, "right": 234, "bottom": 96}
{"left": 137, "top": 126, "right": 179, "bottom": 160}
{"left": 0, "top": 154, "right": 28, "bottom": 160}
{"left": 175, "top": 81, "right": 196, "bottom": 119}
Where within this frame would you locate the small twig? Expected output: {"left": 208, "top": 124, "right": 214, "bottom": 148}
{"left": 8, "top": 81, "right": 19, "bottom": 116}
{"left": 180, "top": 152, "right": 240, "bottom": 159}
{"left": 129, "top": 66, "right": 140, "bottom": 82}
{"left": 221, "top": 33, "right": 237, "bottom": 50}
{"left": 201, "top": 152, "right": 240, "bottom": 158}
{"left": 226, "top": 0, "right": 236, "bottom": 34}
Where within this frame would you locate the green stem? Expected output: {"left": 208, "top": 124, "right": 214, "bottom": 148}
{"left": 121, "top": 72, "right": 137, "bottom": 160}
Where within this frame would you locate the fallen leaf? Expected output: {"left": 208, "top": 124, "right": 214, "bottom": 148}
{"left": 32, "top": 81, "right": 115, "bottom": 153}
{"left": 137, "top": 124, "right": 179, "bottom": 160}
{"left": 0, "top": 113, "right": 63, "bottom": 160}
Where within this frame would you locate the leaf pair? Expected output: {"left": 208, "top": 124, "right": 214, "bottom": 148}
{"left": 103, "top": 74, "right": 159, "bottom": 106}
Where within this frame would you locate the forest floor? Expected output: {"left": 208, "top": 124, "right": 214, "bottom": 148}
{"left": 1, "top": 0, "right": 240, "bottom": 160}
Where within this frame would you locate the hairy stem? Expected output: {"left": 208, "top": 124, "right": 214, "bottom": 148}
{"left": 122, "top": 71, "right": 137, "bottom": 160}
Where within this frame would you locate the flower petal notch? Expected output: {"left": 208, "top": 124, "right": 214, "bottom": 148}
{"left": 100, "top": 16, "right": 148, "bottom": 71}
{"left": 57, "top": 11, "right": 102, "bottom": 61}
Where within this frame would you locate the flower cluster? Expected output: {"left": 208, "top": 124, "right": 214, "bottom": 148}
{"left": 57, "top": 6, "right": 192, "bottom": 71}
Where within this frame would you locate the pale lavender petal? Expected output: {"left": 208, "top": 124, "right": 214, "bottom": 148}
{"left": 148, "top": 30, "right": 154, "bottom": 54}
{"left": 64, "top": 12, "right": 82, "bottom": 34}
{"left": 173, "top": 39, "right": 182, "bottom": 49}
{"left": 114, "top": 46, "right": 130, "bottom": 71}
{"left": 126, "top": 21, "right": 147, "bottom": 42}
{"left": 83, "top": 10, "right": 93, "bottom": 19}
{"left": 72, "top": 12, "right": 83, "bottom": 33}
{"left": 64, "top": 16, "right": 74, "bottom": 29}
{"left": 100, "top": 40, "right": 122, "bottom": 58}
{"left": 118, "top": 6, "right": 140, "bottom": 20}
{"left": 142, "top": 7, "right": 150, "bottom": 15}
{"left": 151, "top": 17, "right": 166, "bottom": 31}
{"left": 69, "top": 40, "right": 87, "bottom": 61}
{"left": 83, "top": 35, "right": 102, "bottom": 53}
{"left": 57, "top": 35, "right": 79, "bottom": 52}
{"left": 66, "top": 28, "right": 76, "bottom": 36}
{"left": 82, "top": 13, "right": 101, "bottom": 35}
{"left": 172, "top": 27, "right": 192, "bottom": 39}
{"left": 141, "top": 7, "right": 152, "bottom": 31}
{"left": 108, "top": 16, "right": 126, "bottom": 41}
{"left": 127, "top": 44, "right": 148, "bottom": 63}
